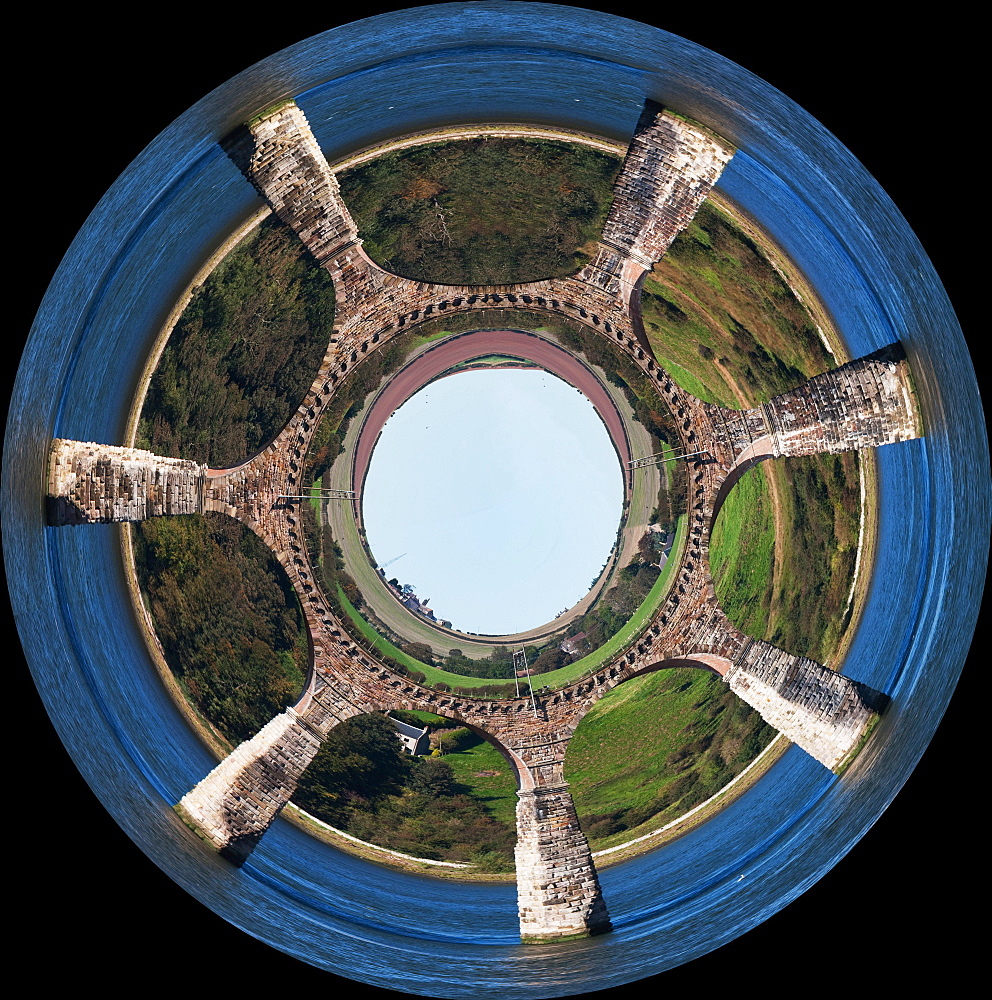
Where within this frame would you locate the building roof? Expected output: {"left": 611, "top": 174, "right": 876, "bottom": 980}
{"left": 392, "top": 717, "right": 429, "bottom": 741}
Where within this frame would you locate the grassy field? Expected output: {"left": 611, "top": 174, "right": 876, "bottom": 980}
{"left": 641, "top": 199, "right": 834, "bottom": 408}
{"left": 709, "top": 466, "right": 776, "bottom": 639}
{"left": 709, "top": 453, "right": 861, "bottom": 665}
{"left": 440, "top": 734, "right": 519, "bottom": 830}
{"left": 564, "top": 668, "right": 775, "bottom": 850}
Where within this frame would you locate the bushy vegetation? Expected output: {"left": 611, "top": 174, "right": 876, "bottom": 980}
{"left": 339, "top": 137, "right": 620, "bottom": 284}
{"left": 137, "top": 215, "right": 334, "bottom": 468}
{"left": 640, "top": 200, "right": 834, "bottom": 408}
{"left": 293, "top": 714, "right": 516, "bottom": 870}
{"left": 441, "top": 646, "right": 515, "bottom": 679}
{"left": 133, "top": 514, "right": 308, "bottom": 745}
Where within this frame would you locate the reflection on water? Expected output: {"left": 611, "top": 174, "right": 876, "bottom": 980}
{"left": 8, "top": 5, "right": 983, "bottom": 995}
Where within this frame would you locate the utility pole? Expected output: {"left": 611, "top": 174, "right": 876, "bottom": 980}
{"left": 276, "top": 489, "right": 356, "bottom": 500}
{"left": 514, "top": 648, "right": 538, "bottom": 717}
{"left": 628, "top": 449, "right": 709, "bottom": 470}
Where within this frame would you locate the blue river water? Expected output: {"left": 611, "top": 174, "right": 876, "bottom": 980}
{"left": 5, "top": 4, "right": 986, "bottom": 995}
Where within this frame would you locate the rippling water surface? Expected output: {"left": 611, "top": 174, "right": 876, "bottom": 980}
{"left": 7, "top": 5, "right": 985, "bottom": 995}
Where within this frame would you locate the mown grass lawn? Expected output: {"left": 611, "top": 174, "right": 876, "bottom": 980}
{"left": 710, "top": 465, "right": 775, "bottom": 638}
{"left": 441, "top": 734, "right": 519, "bottom": 830}
{"left": 565, "top": 669, "right": 774, "bottom": 849}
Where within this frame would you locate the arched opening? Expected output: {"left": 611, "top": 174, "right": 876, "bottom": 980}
{"left": 336, "top": 136, "right": 621, "bottom": 285}
{"left": 563, "top": 665, "right": 776, "bottom": 851}
{"left": 136, "top": 214, "right": 334, "bottom": 471}
{"left": 290, "top": 710, "right": 519, "bottom": 873}
{"left": 131, "top": 513, "right": 309, "bottom": 747}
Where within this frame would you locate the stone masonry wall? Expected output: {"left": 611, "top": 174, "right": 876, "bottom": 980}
{"left": 235, "top": 105, "right": 360, "bottom": 267}
{"left": 725, "top": 641, "right": 882, "bottom": 769}
{"left": 47, "top": 439, "right": 206, "bottom": 524}
{"left": 576, "top": 104, "right": 733, "bottom": 297}
{"left": 515, "top": 783, "right": 611, "bottom": 941}
{"left": 175, "top": 699, "right": 357, "bottom": 862}
{"left": 602, "top": 103, "right": 732, "bottom": 266}
{"left": 761, "top": 346, "right": 919, "bottom": 458}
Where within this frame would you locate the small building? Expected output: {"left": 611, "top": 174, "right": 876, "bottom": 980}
{"left": 400, "top": 592, "right": 439, "bottom": 621}
{"left": 561, "top": 632, "right": 588, "bottom": 656}
{"left": 388, "top": 714, "right": 431, "bottom": 756}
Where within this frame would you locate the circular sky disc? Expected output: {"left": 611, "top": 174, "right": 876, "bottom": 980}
{"left": 363, "top": 368, "right": 624, "bottom": 635}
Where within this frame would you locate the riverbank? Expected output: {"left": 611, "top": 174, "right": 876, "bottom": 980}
{"left": 708, "top": 190, "right": 878, "bottom": 672}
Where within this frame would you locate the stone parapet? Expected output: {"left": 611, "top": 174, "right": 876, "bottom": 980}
{"left": 47, "top": 439, "right": 206, "bottom": 524}
{"left": 237, "top": 105, "right": 360, "bottom": 267}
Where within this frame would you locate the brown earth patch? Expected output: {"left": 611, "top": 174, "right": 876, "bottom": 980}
{"left": 400, "top": 177, "right": 444, "bottom": 201}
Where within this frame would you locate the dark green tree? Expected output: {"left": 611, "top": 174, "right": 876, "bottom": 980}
{"left": 409, "top": 757, "right": 456, "bottom": 798}
{"left": 292, "top": 714, "right": 411, "bottom": 826}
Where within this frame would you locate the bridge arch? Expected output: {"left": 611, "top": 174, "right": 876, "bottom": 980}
{"left": 620, "top": 653, "right": 732, "bottom": 681}
{"left": 709, "top": 444, "right": 776, "bottom": 532}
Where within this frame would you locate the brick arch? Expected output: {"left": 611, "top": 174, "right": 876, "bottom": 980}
{"left": 616, "top": 652, "right": 732, "bottom": 682}
{"left": 709, "top": 445, "right": 777, "bottom": 531}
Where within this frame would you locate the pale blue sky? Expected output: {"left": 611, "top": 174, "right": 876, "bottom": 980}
{"left": 362, "top": 369, "right": 623, "bottom": 634}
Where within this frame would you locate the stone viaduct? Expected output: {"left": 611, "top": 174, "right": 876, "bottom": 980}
{"left": 47, "top": 100, "right": 920, "bottom": 943}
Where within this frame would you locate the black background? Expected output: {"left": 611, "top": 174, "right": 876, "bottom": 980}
{"left": 9, "top": 5, "right": 980, "bottom": 995}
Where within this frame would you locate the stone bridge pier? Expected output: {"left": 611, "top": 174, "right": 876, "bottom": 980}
{"left": 46, "top": 439, "right": 207, "bottom": 524}
{"left": 175, "top": 676, "right": 364, "bottom": 863}
{"left": 503, "top": 735, "right": 612, "bottom": 942}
